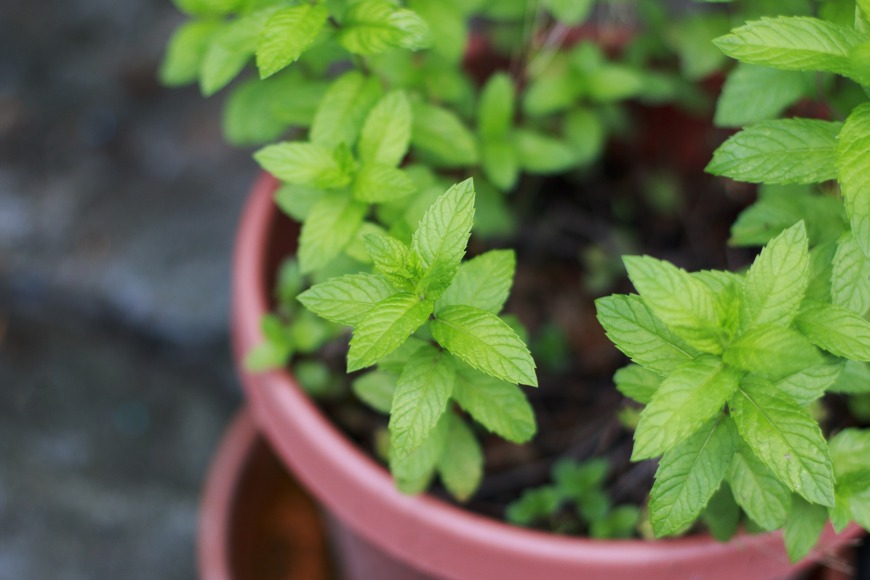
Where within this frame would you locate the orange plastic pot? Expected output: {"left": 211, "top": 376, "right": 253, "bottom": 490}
{"left": 231, "top": 173, "right": 863, "bottom": 579}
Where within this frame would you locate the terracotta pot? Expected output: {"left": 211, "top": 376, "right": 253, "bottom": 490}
{"left": 198, "top": 408, "right": 333, "bottom": 580}
{"left": 231, "top": 173, "right": 864, "bottom": 580}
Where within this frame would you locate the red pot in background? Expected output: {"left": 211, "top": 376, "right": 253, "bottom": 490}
{"left": 198, "top": 409, "right": 333, "bottom": 580}
{"left": 229, "top": 173, "right": 863, "bottom": 580}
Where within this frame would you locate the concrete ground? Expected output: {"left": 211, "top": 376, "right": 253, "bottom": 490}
{"left": 1, "top": 0, "right": 257, "bottom": 577}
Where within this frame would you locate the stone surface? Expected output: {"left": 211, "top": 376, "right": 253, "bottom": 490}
{"left": 0, "top": 0, "right": 255, "bottom": 577}
{"left": 1, "top": 0, "right": 257, "bottom": 346}
{"left": 0, "top": 307, "right": 238, "bottom": 580}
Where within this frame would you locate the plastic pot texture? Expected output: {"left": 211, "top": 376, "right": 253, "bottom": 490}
{"left": 198, "top": 408, "right": 333, "bottom": 580}
{"left": 232, "top": 173, "right": 863, "bottom": 580}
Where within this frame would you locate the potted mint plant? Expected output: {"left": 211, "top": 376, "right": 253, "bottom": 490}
{"left": 163, "top": 0, "right": 870, "bottom": 577}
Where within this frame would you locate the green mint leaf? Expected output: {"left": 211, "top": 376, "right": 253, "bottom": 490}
{"left": 200, "top": 9, "right": 276, "bottom": 96}
{"left": 670, "top": 13, "right": 731, "bottom": 81}
{"left": 431, "top": 305, "right": 537, "bottom": 387}
{"left": 833, "top": 470, "right": 870, "bottom": 532}
{"left": 595, "top": 294, "right": 700, "bottom": 374}
{"left": 565, "top": 108, "right": 605, "bottom": 165}
{"left": 728, "top": 443, "right": 792, "bottom": 530}
{"left": 730, "top": 184, "right": 846, "bottom": 248}
{"left": 255, "top": 4, "right": 328, "bottom": 79}
{"left": 339, "top": 0, "right": 430, "bottom": 55}
{"left": 861, "top": 0, "right": 870, "bottom": 23}
{"left": 740, "top": 221, "right": 809, "bottom": 331}
{"left": 783, "top": 495, "right": 828, "bottom": 562}
{"left": 452, "top": 367, "right": 535, "bottom": 443}
{"left": 437, "top": 413, "right": 484, "bottom": 502}
{"left": 311, "top": 71, "right": 383, "bottom": 149}
{"left": 729, "top": 381, "right": 835, "bottom": 506}
{"left": 633, "top": 356, "right": 739, "bottom": 460}
{"left": 837, "top": 103, "right": 870, "bottom": 256}
{"left": 613, "top": 364, "right": 662, "bottom": 405}
{"left": 473, "top": 178, "right": 515, "bottom": 237}
{"left": 254, "top": 142, "right": 352, "bottom": 189}
{"left": 831, "top": 487, "right": 854, "bottom": 534}
{"left": 590, "top": 506, "right": 640, "bottom": 539}
{"left": 275, "top": 183, "right": 324, "bottom": 222}
{"left": 724, "top": 324, "right": 821, "bottom": 379}
{"left": 223, "top": 72, "right": 327, "bottom": 145}
{"left": 515, "top": 129, "right": 578, "bottom": 174}
{"left": 542, "top": 0, "right": 594, "bottom": 25}
{"left": 849, "top": 38, "right": 870, "bottom": 84}
{"left": 701, "top": 483, "right": 740, "bottom": 542}
{"left": 553, "top": 458, "right": 607, "bottom": 497}
{"left": 481, "top": 140, "right": 520, "bottom": 191}
{"left": 806, "top": 241, "right": 838, "bottom": 303}
{"left": 829, "top": 360, "right": 870, "bottom": 394}
{"left": 275, "top": 258, "right": 304, "bottom": 305}
{"left": 478, "top": 72, "right": 515, "bottom": 139}
{"left": 623, "top": 256, "right": 722, "bottom": 354}
{"left": 773, "top": 358, "right": 844, "bottom": 406}
{"left": 649, "top": 416, "right": 738, "bottom": 537}
{"left": 585, "top": 65, "right": 645, "bottom": 102}
{"left": 200, "top": 35, "right": 253, "bottom": 97}
{"left": 714, "top": 64, "right": 813, "bottom": 128}
{"left": 294, "top": 360, "right": 333, "bottom": 396}
{"left": 363, "top": 232, "right": 418, "bottom": 290}
{"left": 706, "top": 119, "right": 841, "bottom": 185}
{"left": 352, "top": 164, "right": 416, "bottom": 203}
{"left": 288, "top": 310, "right": 334, "bottom": 354}
{"left": 173, "top": 0, "right": 240, "bottom": 16}
{"left": 389, "top": 345, "right": 456, "bottom": 458}
{"left": 833, "top": 232, "right": 870, "bottom": 315}
{"left": 506, "top": 486, "right": 561, "bottom": 526}
{"left": 345, "top": 222, "right": 386, "bottom": 264}
{"left": 358, "top": 91, "right": 412, "bottom": 167}
{"left": 297, "top": 273, "right": 396, "bottom": 326}
{"left": 796, "top": 302, "right": 870, "bottom": 362}
{"left": 376, "top": 336, "right": 429, "bottom": 374}
{"left": 160, "top": 20, "right": 223, "bottom": 86}
{"left": 410, "top": 101, "right": 479, "bottom": 167}
{"left": 435, "top": 250, "right": 515, "bottom": 315}
{"left": 714, "top": 16, "right": 864, "bottom": 77}
{"left": 352, "top": 370, "right": 396, "bottom": 413}
{"left": 830, "top": 428, "right": 870, "bottom": 478}
{"left": 390, "top": 411, "right": 449, "bottom": 494}
{"left": 297, "top": 192, "right": 367, "bottom": 274}
{"left": 412, "top": 179, "right": 475, "bottom": 294}
{"left": 522, "top": 74, "right": 580, "bottom": 118}
{"left": 245, "top": 338, "right": 293, "bottom": 372}
{"left": 406, "top": 0, "right": 467, "bottom": 63}
{"left": 348, "top": 292, "right": 433, "bottom": 372}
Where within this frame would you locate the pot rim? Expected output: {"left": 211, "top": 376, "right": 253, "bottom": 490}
{"left": 232, "top": 172, "right": 863, "bottom": 579}
{"left": 198, "top": 410, "right": 257, "bottom": 580}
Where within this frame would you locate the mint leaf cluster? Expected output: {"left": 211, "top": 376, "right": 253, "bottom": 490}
{"left": 298, "top": 179, "right": 537, "bottom": 500}
{"left": 596, "top": 221, "right": 865, "bottom": 556}
{"left": 243, "top": 258, "right": 341, "bottom": 397}
{"left": 506, "top": 458, "right": 640, "bottom": 539}
{"left": 255, "top": 75, "right": 416, "bottom": 273}
{"left": 596, "top": 5, "right": 870, "bottom": 560}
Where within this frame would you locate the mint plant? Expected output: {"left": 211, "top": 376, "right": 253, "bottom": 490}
{"left": 298, "top": 179, "right": 537, "bottom": 498}
{"left": 162, "top": 0, "right": 870, "bottom": 560}
{"left": 506, "top": 458, "right": 640, "bottom": 539}
{"left": 597, "top": 5, "right": 870, "bottom": 560}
